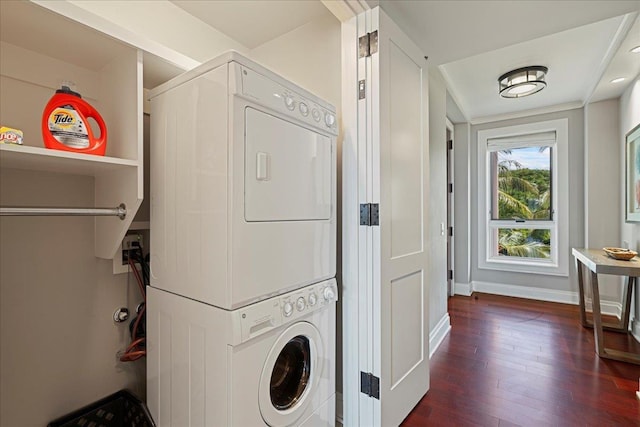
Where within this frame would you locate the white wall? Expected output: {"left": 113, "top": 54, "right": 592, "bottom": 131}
{"left": 585, "top": 99, "right": 621, "bottom": 301}
{"left": 453, "top": 123, "right": 471, "bottom": 293}
{"left": 469, "top": 108, "right": 585, "bottom": 294}
{"left": 0, "top": 170, "right": 146, "bottom": 426}
{"left": 427, "top": 70, "right": 450, "bottom": 341}
{"left": 619, "top": 76, "right": 640, "bottom": 338}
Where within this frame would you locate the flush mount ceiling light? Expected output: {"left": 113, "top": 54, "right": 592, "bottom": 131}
{"left": 611, "top": 77, "right": 626, "bottom": 83}
{"left": 499, "top": 66, "right": 548, "bottom": 98}
{"left": 631, "top": 45, "right": 640, "bottom": 54}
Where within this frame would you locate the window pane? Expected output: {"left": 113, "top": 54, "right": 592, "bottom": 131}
{"left": 491, "top": 147, "right": 552, "bottom": 220}
{"left": 496, "top": 228, "right": 551, "bottom": 259}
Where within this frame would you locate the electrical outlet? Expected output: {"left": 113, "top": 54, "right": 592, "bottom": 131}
{"left": 112, "top": 233, "right": 143, "bottom": 274}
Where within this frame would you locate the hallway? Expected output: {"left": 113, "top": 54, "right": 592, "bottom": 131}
{"left": 402, "top": 294, "right": 640, "bottom": 426}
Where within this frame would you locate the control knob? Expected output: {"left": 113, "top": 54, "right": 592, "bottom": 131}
{"left": 324, "top": 113, "right": 335, "bottom": 127}
{"left": 296, "top": 296, "right": 306, "bottom": 311}
{"left": 284, "top": 96, "right": 295, "bottom": 111}
{"left": 299, "top": 102, "right": 309, "bottom": 116}
{"left": 308, "top": 293, "right": 317, "bottom": 306}
{"left": 283, "top": 301, "right": 293, "bottom": 317}
{"left": 323, "top": 287, "right": 335, "bottom": 301}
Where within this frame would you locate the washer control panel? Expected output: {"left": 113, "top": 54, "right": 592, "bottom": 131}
{"left": 278, "top": 279, "right": 338, "bottom": 321}
{"left": 234, "top": 278, "right": 337, "bottom": 344}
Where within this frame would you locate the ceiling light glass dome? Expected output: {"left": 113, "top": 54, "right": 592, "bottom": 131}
{"left": 499, "top": 66, "right": 548, "bottom": 98}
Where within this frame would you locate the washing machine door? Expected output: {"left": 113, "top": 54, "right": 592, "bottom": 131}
{"left": 259, "top": 321, "right": 324, "bottom": 426}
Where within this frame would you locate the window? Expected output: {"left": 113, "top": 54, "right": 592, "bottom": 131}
{"left": 478, "top": 119, "right": 569, "bottom": 276}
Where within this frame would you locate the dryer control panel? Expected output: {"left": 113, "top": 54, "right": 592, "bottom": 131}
{"left": 232, "top": 279, "right": 337, "bottom": 345}
{"left": 236, "top": 64, "right": 338, "bottom": 136}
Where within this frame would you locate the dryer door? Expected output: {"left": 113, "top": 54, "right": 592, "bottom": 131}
{"left": 259, "top": 321, "right": 324, "bottom": 426}
{"left": 245, "top": 107, "right": 332, "bottom": 222}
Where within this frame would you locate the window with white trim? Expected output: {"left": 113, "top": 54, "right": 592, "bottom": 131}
{"left": 478, "top": 119, "right": 569, "bottom": 276}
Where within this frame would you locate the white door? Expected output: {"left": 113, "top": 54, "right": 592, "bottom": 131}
{"left": 343, "top": 6, "right": 430, "bottom": 427}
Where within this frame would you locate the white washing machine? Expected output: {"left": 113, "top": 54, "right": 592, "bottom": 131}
{"left": 147, "top": 279, "right": 337, "bottom": 427}
{"left": 149, "top": 51, "right": 338, "bottom": 310}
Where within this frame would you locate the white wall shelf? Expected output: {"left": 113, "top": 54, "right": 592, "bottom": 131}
{"left": 0, "top": 145, "right": 138, "bottom": 176}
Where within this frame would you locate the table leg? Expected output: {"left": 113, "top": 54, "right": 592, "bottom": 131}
{"left": 590, "top": 271, "right": 605, "bottom": 356}
{"left": 576, "top": 259, "right": 588, "bottom": 327}
{"left": 589, "top": 272, "right": 640, "bottom": 364}
{"left": 620, "top": 276, "right": 634, "bottom": 331}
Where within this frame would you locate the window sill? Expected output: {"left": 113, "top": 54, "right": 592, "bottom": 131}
{"left": 479, "top": 257, "right": 569, "bottom": 277}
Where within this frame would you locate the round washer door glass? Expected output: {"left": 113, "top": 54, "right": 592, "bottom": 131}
{"left": 270, "top": 335, "right": 311, "bottom": 410}
{"left": 259, "top": 322, "right": 324, "bottom": 426}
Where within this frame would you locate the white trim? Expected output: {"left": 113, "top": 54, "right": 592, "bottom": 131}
{"left": 429, "top": 313, "right": 451, "bottom": 358}
{"left": 438, "top": 66, "right": 471, "bottom": 122}
{"left": 469, "top": 102, "right": 582, "bottom": 125}
{"left": 454, "top": 282, "right": 473, "bottom": 296}
{"left": 477, "top": 118, "right": 569, "bottom": 276}
{"left": 336, "top": 392, "right": 344, "bottom": 426}
{"left": 583, "top": 12, "right": 638, "bottom": 105}
{"left": 632, "top": 318, "right": 640, "bottom": 343}
{"left": 340, "top": 13, "right": 361, "bottom": 427}
{"left": 471, "top": 280, "right": 622, "bottom": 318}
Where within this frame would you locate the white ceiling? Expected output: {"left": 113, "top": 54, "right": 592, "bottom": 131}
{"left": 440, "top": 15, "right": 627, "bottom": 121}
{"left": 377, "top": 0, "right": 640, "bottom": 123}
{"left": 171, "top": 0, "right": 330, "bottom": 49}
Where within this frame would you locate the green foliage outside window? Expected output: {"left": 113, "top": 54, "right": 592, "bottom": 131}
{"left": 495, "top": 148, "right": 551, "bottom": 259}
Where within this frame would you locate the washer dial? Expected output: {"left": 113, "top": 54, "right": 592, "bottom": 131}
{"left": 323, "top": 287, "right": 335, "bottom": 301}
{"left": 296, "top": 296, "right": 306, "bottom": 312}
{"left": 283, "top": 301, "right": 293, "bottom": 317}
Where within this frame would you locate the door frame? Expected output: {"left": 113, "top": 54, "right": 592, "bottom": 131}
{"left": 446, "top": 118, "right": 455, "bottom": 297}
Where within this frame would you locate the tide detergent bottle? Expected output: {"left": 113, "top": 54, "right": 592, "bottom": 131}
{"left": 42, "top": 83, "right": 107, "bottom": 156}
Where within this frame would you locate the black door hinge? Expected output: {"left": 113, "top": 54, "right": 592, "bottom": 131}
{"left": 448, "top": 139, "right": 453, "bottom": 150}
{"left": 448, "top": 226, "right": 453, "bottom": 237}
{"left": 360, "top": 371, "right": 380, "bottom": 399}
{"left": 359, "top": 31, "right": 379, "bottom": 58}
{"left": 448, "top": 183, "right": 453, "bottom": 193}
{"left": 448, "top": 270, "right": 453, "bottom": 280}
{"left": 360, "top": 203, "right": 379, "bottom": 226}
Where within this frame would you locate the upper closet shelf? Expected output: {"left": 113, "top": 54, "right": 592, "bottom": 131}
{"left": 0, "top": 144, "right": 138, "bottom": 177}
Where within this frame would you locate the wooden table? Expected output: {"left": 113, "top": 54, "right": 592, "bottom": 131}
{"left": 572, "top": 248, "right": 639, "bottom": 364}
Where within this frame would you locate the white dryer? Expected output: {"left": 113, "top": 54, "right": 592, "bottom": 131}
{"left": 147, "top": 279, "right": 337, "bottom": 427}
{"left": 149, "top": 52, "right": 338, "bottom": 310}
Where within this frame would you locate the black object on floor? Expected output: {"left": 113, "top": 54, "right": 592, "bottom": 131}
{"left": 47, "top": 389, "right": 154, "bottom": 427}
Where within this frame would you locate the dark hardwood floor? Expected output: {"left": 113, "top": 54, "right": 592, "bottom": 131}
{"left": 401, "top": 293, "right": 640, "bottom": 427}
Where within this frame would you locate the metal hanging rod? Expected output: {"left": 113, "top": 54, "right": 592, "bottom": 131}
{"left": 0, "top": 203, "right": 126, "bottom": 220}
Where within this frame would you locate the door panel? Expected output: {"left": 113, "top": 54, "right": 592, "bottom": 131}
{"left": 374, "top": 7, "right": 430, "bottom": 427}
{"left": 389, "top": 40, "right": 424, "bottom": 259}
{"left": 390, "top": 270, "right": 424, "bottom": 387}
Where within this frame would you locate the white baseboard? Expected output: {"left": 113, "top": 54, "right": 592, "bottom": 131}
{"left": 454, "top": 282, "right": 473, "bottom": 296}
{"left": 471, "top": 280, "right": 622, "bottom": 318}
{"left": 429, "top": 313, "right": 451, "bottom": 358}
{"left": 335, "top": 391, "right": 343, "bottom": 427}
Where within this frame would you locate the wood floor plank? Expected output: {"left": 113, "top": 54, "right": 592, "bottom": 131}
{"left": 400, "top": 293, "right": 640, "bottom": 427}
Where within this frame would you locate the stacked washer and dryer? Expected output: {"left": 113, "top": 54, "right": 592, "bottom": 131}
{"left": 147, "top": 52, "right": 338, "bottom": 427}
